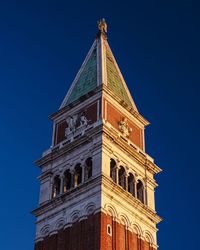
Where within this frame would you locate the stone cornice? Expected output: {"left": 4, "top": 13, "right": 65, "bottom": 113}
{"left": 102, "top": 125, "right": 162, "bottom": 175}
{"left": 38, "top": 171, "right": 53, "bottom": 182}
{"left": 49, "top": 84, "right": 149, "bottom": 128}
{"left": 32, "top": 175, "right": 102, "bottom": 218}
{"left": 36, "top": 122, "right": 161, "bottom": 176}
{"left": 35, "top": 125, "right": 103, "bottom": 168}
{"left": 33, "top": 173, "right": 162, "bottom": 227}
{"left": 49, "top": 85, "right": 103, "bottom": 121}
{"left": 101, "top": 174, "right": 162, "bottom": 225}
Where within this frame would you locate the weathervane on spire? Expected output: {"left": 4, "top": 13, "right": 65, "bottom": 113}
{"left": 98, "top": 18, "right": 107, "bottom": 34}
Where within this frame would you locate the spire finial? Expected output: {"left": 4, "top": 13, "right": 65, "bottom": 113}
{"left": 97, "top": 18, "right": 107, "bottom": 35}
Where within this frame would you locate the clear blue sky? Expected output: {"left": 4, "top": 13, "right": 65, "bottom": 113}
{"left": 0, "top": 0, "right": 199, "bottom": 249}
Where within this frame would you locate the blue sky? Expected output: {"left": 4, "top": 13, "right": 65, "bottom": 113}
{"left": 0, "top": 0, "right": 199, "bottom": 249}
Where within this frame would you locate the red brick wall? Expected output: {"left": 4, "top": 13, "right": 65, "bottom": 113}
{"left": 100, "top": 213, "right": 154, "bottom": 250}
{"left": 54, "top": 102, "right": 98, "bottom": 145}
{"left": 35, "top": 212, "right": 154, "bottom": 250}
{"left": 106, "top": 102, "right": 144, "bottom": 150}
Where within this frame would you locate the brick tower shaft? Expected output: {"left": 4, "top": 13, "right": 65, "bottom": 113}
{"left": 33, "top": 19, "right": 162, "bottom": 250}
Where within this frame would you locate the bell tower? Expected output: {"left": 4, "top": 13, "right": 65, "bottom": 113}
{"left": 33, "top": 19, "right": 161, "bottom": 250}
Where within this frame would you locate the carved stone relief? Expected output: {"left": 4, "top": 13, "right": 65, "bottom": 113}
{"left": 119, "top": 117, "right": 132, "bottom": 137}
{"left": 65, "top": 113, "right": 89, "bottom": 137}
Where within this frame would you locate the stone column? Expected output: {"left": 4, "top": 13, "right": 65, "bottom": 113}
{"left": 125, "top": 172, "right": 129, "bottom": 191}
{"left": 81, "top": 164, "right": 85, "bottom": 183}
{"left": 135, "top": 180, "right": 138, "bottom": 199}
{"left": 71, "top": 170, "right": 75, "bottom": 188}
{"left": 60, "top": 174, "right": 64, "bottom": 194}
{"left": 143, "top": 184, "right": 147, "bottom": 205}
{"left": 50, "top": 180, "right": 53, "bottom": 199}
{"left": 116, "top": 165, "right": 120, "bottom": 184}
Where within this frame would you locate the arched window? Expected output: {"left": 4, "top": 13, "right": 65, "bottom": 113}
{"left": 110, "top": 159, "right": 117, "bottom": 183}
{"left": 128, "top": 173, "right": 135, "bottom": 196}
{"left": 63, "top": 170, "right": 72, "bottom": 192}
{"left": 137, "top": 180, "right": 144, "bottom": 203}
{"left": 74, "top": 164, "right": 82, "bottom": 187}
{"left": 118, "top": 166, "right": 126, "bottom": 190}
{"left": 52, "top": 175, "right": 61, "bottom": 198}
{"left": 85, "top": 157, "right": 93, "bottom": 180}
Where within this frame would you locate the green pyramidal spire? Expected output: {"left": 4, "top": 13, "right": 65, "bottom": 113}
{"left": 106, "top": 46, "right": 133, "bottom": 107}
{"left": 66, "top": 48, "right": 97, "bottom": 105}
{"left": 60, "top": 19, "right": 138, "bottom": 112}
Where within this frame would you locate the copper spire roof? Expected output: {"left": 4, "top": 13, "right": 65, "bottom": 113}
{"left": 60, "top": 19, "right": 138, "bottom": 112}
